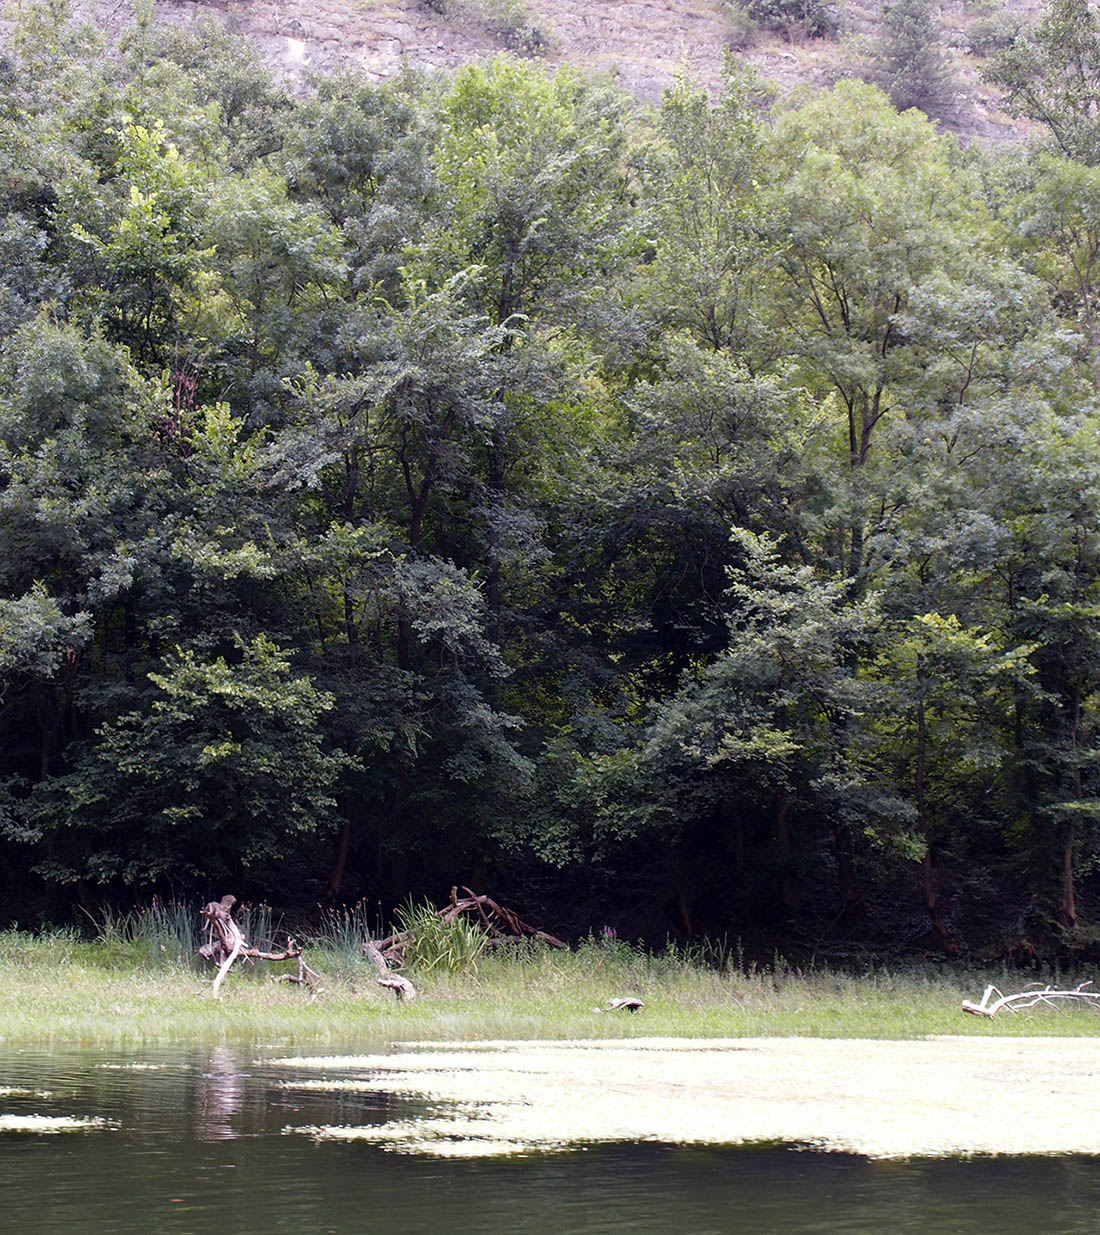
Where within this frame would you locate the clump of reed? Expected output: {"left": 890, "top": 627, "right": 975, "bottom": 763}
{"left": 78, "top": 901, "right": 201, "bottom": 969}
{"left": 306, "top": 898, "right": 496, "bottom": 977}
{"left": 306, "top": 900, "right": 378, "bottom": 977}
{"left": 74, "top": 899, "right": 284, "bottom": 974}
{"left": 392, "top": 900, "right": 489, "bottom": 975}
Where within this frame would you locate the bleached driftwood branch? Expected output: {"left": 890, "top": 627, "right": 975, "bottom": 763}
{"left": 962, "top": 980, "right": 1100, "bottom": 1018}
{"left": 364, "top": 941, "right": 417, "bottom": 1001}
{"left": 200, "top": 895, "right": 323, "bottom": 998}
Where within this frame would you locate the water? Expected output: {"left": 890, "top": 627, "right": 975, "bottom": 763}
{"left": 1, "top": 1045, "right": 1099, "bottom": 1233}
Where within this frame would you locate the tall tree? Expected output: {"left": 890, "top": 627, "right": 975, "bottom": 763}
{"left": 645, "top": 66, "right": 771, "bottom": 358}
{"left": 767, "top": 82, "right": 970, "bottom": 580}
{"left": 1006, "top": 153, "right": 1100, "bottom": 390}
{"left": 28, "top": 635, "right": 352, "bottom": 891}
{"left": 596, "top": 531, "right": 895, "bottom": 934}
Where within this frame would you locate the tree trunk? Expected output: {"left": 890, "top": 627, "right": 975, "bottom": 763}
{"left": 1059, "top": 679, "right": 1083, "bottom": 931}
{"left": 485, "top": 431, "right": 504, "bottom": 652}
{"left": 916, "top": 695, "right": 958, "bottom": 955}
{"left": 326, "top": 820, "right": 352, "bottom": 900}
{"left": 773, "top": 790, "right": 799, "bottom": 913}
{"left": 831, "top": 820, "right": 860, "bottom": 918}
{"left": 1058, "top": 819, "right": 1078, "bottom": 931}
{"left": 921, "top": 850, "right": 958, "bottom": 955}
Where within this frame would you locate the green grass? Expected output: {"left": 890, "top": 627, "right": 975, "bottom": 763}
{"left": 2, "top": 926, "right": 1099, "bottom": 1046}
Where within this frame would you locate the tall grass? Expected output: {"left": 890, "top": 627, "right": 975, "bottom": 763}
{"left": 80, "top": 901, "right": 200, "bottom": 968}
{"left": 76, "top": 899, "right": 286, "bottom": 974}
{"left": 1, "top": 906, "right": 1097, "bottom": 1047}
{"left": 307, "top": 900, "right": 378, "bottom": 976}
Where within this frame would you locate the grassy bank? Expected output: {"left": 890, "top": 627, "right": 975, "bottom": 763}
{"left": 3, "top": 928, "right": 1098, "bottom": 1046}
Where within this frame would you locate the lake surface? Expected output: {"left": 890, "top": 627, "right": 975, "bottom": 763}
{"left": 2, "top": 1044, "right": 1100, "bottom": 1233}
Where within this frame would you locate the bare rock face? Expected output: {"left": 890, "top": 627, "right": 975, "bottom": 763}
{"left": 61, "top": 0, "right": 1038, "bottom": 146}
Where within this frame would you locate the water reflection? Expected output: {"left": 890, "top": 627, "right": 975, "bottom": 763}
{"left": 196, "top": 1046, "right": 241, "bottom": 1141}
{"left": 0, "top": 1046, "right": 1099, "bottom": 1235}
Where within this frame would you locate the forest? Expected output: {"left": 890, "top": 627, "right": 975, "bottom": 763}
{"left": 2, "top": 0, "right": 1100, "bottom": 959}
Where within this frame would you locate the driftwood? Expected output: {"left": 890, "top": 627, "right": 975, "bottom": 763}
{"left": 443, "top": 886, "right": 568, "bottom": 948}
{"left": 594, "top": 997, "right": 645, "bottom": 1013}
{"left": 200, "top": 895, "right": 323, "bottom": 998}
{"left": 962, "top": 980, "right": 1100, "bottom": 1018}
{"left": 370, "top": 886, "right": 567, "bottom": 970}
{"left": 364, "top": 941, "right": 417, "bottom": 1001}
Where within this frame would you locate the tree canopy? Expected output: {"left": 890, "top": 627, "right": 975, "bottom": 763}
{"left": 1, "top": 3, "right": 1100, "bottom": 961}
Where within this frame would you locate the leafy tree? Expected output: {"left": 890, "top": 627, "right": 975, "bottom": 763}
{"left": 767, "top": 83, "right": 970, "bottom": 578}
{"left": 0, "top": 317, "right": 180, "bottom": 893}
{"left": 135, "top": 19, "right": 291, "bottom": 167}
{"left": 68, "top": 119, "right": 213, "bottom": 366}
{"left": 426, "top": 57, "right": 633, "bottom": 327}
{"left": 553, "top": 334, "right": 817, "bottom": 704}
{"left": 0, "top": 584, "right": 91, "bottom": 685}
{"left": 274, "top": 271, "right": 538, "bottom": 898}
{"left": 281, "top": 76, "right": 435, "bottom": 300}
{"left": 646, "top": 67, "right": 771, "bottom": 357}
{"left": 1008, "top": 413, "right": 1100, "bottom": 933}
{"left": 598, "top": 531, "right": 893, "bottom": 933}
{"left": 869, "top": 614, "right": 1035, "bottom": 952}
{"left": 1007, "top": 153, "right": 1100, "bottom": 389}
{"left": 0, "top": 314, "right": 173, "bottom": 636}
{"left": 744, "top": 0, "right": 839, "bottom": 41}
{"left": 200, "top": 169, "right": 345, "bottom": 418}
{"left": 28, "top": 635, "right": 352, "bottom": 891}
{"left": 987, "top": 0, "right": 1100, "bottom": 165}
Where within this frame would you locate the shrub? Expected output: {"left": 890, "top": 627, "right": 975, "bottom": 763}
{"left": 716, "top": 1, "right": 761, "bottom": 48}
{"left": 479, "top": 0, "right": 553, "bottom": 56}
{"left": 745, "top": 0, "right": 839, "bottom": 41}
{"left": 968, "top": 13, "right": 1021, "bottom": 58}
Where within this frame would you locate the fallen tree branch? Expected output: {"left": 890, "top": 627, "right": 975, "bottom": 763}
{"left": 200, "top": 896, "right": 323, "bottom": 998}
{"left": 200, "top": 896, "right": 246, "bottom": 997}
{"left": 442, "top": 886, "right": 567, "bottom": 949}
{"left": 364, "top": 941, "right": 417, "bottom": 1001}
{"left": 269, "top": 936, "right": 325, "bottom": 998}
{"left": 962, "top": 980, "right": 1100, "bottom": 1018}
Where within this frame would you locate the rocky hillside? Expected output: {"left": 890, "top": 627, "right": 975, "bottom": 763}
{"left": 74, "top": 0, "right": 1044, "bottom": 144}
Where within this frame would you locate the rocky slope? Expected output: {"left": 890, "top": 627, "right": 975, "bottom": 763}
{"left": 75, "top": 0, "right": 1043, "bottom": 145}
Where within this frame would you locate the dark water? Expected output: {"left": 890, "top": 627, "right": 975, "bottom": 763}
{"left": 1, "top": 1045, "right": 1099, "bottom": 1234}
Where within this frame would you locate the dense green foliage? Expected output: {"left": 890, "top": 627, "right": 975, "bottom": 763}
{"left": 3, "top": 1, "right": 1100, "bottom": 960}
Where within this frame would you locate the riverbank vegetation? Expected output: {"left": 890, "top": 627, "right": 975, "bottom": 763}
{"left": 4, "top": 0, "right": 1100, "bottom": 961}
{"left": 2, "top": 924, "right": 1098, "bottom": 1045}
